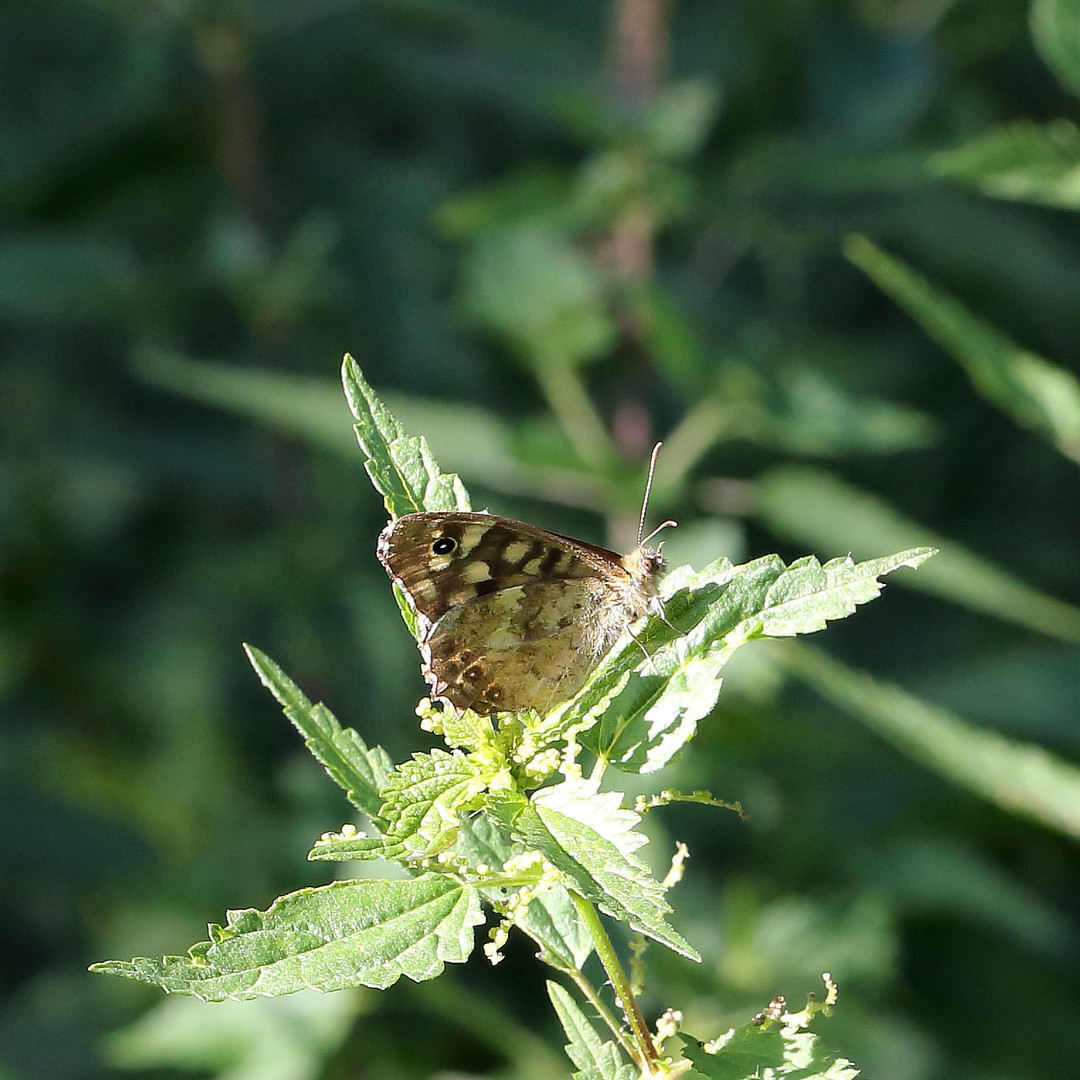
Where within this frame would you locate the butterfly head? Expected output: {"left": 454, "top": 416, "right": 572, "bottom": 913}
{"left": 621, "top": 542, "right": 666, "bottom": 597}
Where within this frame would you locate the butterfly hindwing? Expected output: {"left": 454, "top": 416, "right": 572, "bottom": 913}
{"left": 421, "top": 580, "right": 604, "bottom": 714}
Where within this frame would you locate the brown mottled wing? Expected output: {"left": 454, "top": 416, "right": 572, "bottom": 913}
{"left": 376, "top": 512, "right": 627, "bottom": 622}
{"left": 376, "top": 512, "right": 642, "bottom": 715}
{"left": 420, "top": 579, "right": 619, "bottom": 714}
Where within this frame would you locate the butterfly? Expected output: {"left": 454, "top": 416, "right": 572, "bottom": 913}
{"left": 377, "top": 446, "right": 673, "bottom": 717}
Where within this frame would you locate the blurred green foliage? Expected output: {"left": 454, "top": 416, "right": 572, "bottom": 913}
{"left": 3, "top": 1, "right": 1080, "bottom": 1078}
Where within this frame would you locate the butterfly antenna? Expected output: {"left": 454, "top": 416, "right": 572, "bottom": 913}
{"left": 637, "top": 442, "right": 677, "bottom": 548}
{"left": 638, "top": 442, "right": 663, "bottom": 545}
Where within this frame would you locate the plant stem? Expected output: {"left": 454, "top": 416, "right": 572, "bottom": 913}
{"left": 588, "top": 756, "right": 609, "bottom": 784}
{"left": 659, "top": 395, "right": 733, "bottom": 493}
{"left": 534, "top": 356, "right": 614, "bottom": 470}
{"left": 570, "top": 890, "right": 659, "bottom": 1073}
{"left": 566, "top": 967, "right": 638, "bottom": 1062}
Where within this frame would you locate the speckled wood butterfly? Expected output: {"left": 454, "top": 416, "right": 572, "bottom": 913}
{"left": 377, "top": 445, "right": 673, "bottom": 716}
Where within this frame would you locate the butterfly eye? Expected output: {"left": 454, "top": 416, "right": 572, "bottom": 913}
{"left": 431, "top": 536, "right": 457, "bottom": 555}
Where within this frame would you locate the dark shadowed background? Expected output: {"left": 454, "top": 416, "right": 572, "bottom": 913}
{"left": 4, "top": 1, "right": 1080, "bottom": 1078}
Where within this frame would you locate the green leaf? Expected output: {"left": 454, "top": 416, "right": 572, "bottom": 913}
{"left": 563, "top": 548, "right": 933, "bottom": 773}
{"left": 427, "top": 700, "right": 498, "bottom": 752}
{"left": 776, "top": 643, "right": 1080, "bottom": 843}
{"left": 342, "top": 354, "right": 471, "bottom": 519}
{"left": 1032, "top": 0, "right": 1080, "bottom": 100}
{"left": 547, "top": 981, "right": 637, "bottom": 1080}
{"left": 767, "top": 366, "right": 939, "bottom": 456}
{"left": 458, "top": 814, "right": 594, "bottom": 970}
{"left": 312, "top": 750, "right": 488, "bottom": 863}
{"left": 845, "top": 236, "right": 1080, "bottom": 465}
{"left": 133, "top": 352, "right": 524, "bottom": 496}
{"left": 641, "top": 78, "right": 721, "bottom": 160}
{"left": 378, "top": 392, "right": 518, "bottom": 493}
{"left": 460, "top": 225, "right": 616, "bottom": 367}
{"left": 133, "top": 349, "right": 357, "bottom": 456}
{"left": 436, "top": 166, "right": 575, "bottom": 239}
{"left": 104, "top": 990, "right": 360, "bottom": 1080}
{"left": 680, "top": 1025, "right": 859, "bottom": 1080}
{"left": 930, "top": 120, "right": 1080, "bottom": 210}
{"left": 534, "top": 778, "right": 650, "bottom": 860}
{"left": 379, "top": 750, "right": 488, "bottom": 856}
{"left": 489, "top": 784, "right": 699, "bottom": 960}
{"left": 244, "top": 645, "right": 391, "bottom": 820}
{"left": 756, "top": 551, "right": 934, "bottom": 638}
{"left": 756, "top": 465, "right": 1080, "bottom": 645}
{"left": 90, "top": 875, "right": 484, "bottom": 999}
{"left": 549, "top": 565, "right": 728, "bottom": 773}
{"left": 307, "top": 832, "right": 403, "bottom": 863}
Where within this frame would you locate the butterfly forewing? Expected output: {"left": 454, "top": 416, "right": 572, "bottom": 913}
{"left": 378, "top": 513, "right": 620, "bottom": 618}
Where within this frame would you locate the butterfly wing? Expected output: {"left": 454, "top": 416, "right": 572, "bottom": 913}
{"left": 377, "top": 511, "right": 645, "bottom": 715}
{"left": 377, "top": 512, "right": 621, "bottom": 622}
{"left": 421, "top": 579, "right": 616, "bottom": 714}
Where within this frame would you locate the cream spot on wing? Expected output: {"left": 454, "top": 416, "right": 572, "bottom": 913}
{"left": 457, "top": 523, "right": 488, "bottom": 556}
{"left": 489, "top": 590, "right": 523, "bottom": 613}
{"left": 521, "top": 557, "right": 542, "bottom": 575}
{"left": 429, "top": 555, "right": 453, "bottom": 572}
{"left": 460, "top": 561, "right": 491, "bottom": 584}
{"left": 489, "top": 628, "right": 522, "bottom": 650}
{"left": 502, "top": 541, "right": 531, "bottom": 564}
{"left": 412, "top": 579, "right": 438, "bottom": 602}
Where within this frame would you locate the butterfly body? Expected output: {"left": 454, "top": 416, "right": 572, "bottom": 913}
{"left": 377, "top": 511, "right": 665, "bottom": 716}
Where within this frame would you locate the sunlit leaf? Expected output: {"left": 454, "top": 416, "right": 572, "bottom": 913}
{"left": 489, "top": 786, "right": 699, "bottom": 960}
{"left": 548, "top": 981, "right": 637, "bottom": 1080}
{"left": 245, "top": 645, "right": 391, "bottom": 820}
{"left": 461, "top": 815, "right": 594, "bottom": 971}
{"left": 91, "top": 875, "right": 484, "bottom": 999}
{"left": 343, "top": 354, "right": 471, "bottom": 519}
{"left": 565, "top": 548, "right": 933, "bottom": 773}
{"left": 680, "top": 1025, "right": 859, "bottom": 1080}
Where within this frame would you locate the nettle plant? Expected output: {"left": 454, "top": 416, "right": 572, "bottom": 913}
{"left": 93, "top": 358, "right": 934, "bottom": 1079}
